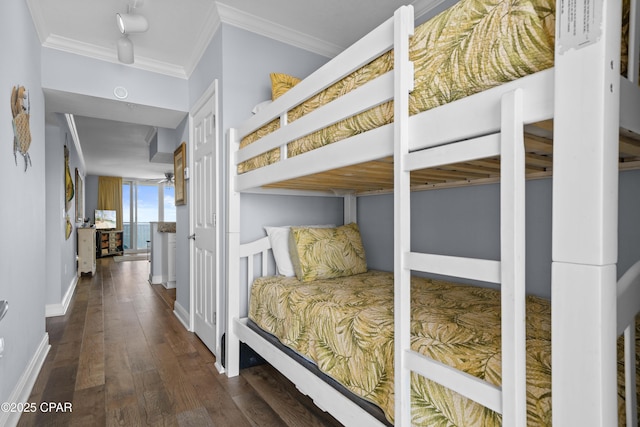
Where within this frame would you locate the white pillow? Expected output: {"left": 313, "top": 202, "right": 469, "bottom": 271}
{"left": 252, "top": 100, "right": 271, "bottom": 115}
{"left": 264, "top": 225, "right": 334, "bottom": 277}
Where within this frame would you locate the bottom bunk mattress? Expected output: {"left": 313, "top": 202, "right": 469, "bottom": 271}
{"left": 248, "top": 270, "right": 640, "bottom": 426}
{"left": 246, "top": 319, "right": 392, "bottom": 426}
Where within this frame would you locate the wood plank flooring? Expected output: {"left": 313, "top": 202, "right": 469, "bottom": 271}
{"left": 18, "top": 257, "right": 343, "bottom": 427}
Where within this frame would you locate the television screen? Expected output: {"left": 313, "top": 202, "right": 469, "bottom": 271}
{"left": 95, "top": 209, "right": 117, "bottom": 229}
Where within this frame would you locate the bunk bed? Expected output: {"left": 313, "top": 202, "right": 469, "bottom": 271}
{"left": 226, "top": 0, "right": 640, "bottom": 425}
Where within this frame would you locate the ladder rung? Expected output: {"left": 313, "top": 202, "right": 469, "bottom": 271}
{"left": 405, "top": 252, "right": 501, "bottom": 284}
{"left": 405, "top": 349, "right": 502, "bottom": 413}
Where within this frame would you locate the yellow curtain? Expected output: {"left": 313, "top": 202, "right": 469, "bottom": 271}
{"left": 97, "top": 176, "right": 123, "bottom": 231}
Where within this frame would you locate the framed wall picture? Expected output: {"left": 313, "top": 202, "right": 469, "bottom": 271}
{"left": 174, "top": 141, "right": 186, "bottom": 206}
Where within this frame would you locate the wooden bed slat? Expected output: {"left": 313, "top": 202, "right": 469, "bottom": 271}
{"left": 260, "top": 126, "right": 635, "bottom": 194}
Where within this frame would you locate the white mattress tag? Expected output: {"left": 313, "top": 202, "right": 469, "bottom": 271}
{"left": 557, "top": 0, "right": 603, "bottom": 54}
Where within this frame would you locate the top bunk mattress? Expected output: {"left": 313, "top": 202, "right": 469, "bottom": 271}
{"left": 248, "top": 270, "right": 639, "bottom": 426}
{"left": 237, "top": 0, "right": 635, "bottom": 192}
{"left": 239, "top": 0, "right": 557, "bottom": 174}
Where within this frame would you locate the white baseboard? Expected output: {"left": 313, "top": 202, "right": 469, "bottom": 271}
{"left": 173, "top": 300, "right": 191, "bottom": 331}
{"left": 149, "top": 274, "right": 164, "bottom": 285}
{"left": 0, "top": 333, "right": 50, "bottom": 427}
{"left": 45, "top": 275, "right": 78, "bottom": 317}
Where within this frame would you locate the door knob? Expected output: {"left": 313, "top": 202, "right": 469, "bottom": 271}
{"left": 188, "top": 234, "right": 196, "bottom": 240}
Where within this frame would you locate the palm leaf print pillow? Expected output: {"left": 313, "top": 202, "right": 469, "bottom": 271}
{"left": 289, "top": 223, "right": 367, "bottom": 282}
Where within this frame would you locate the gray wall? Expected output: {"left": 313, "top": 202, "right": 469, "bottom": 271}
{"left": 174, "top": 116, "right": 190, "bottom": 313}
{"left": 85, "top": 175, "right": 99, "bottom": 220}
{"left": 41, "top": 48, "right": 189, "bottom": 114}
{"left": 218, "top": 24, "right": 330, "bottom": 130}
{"left": 240, "top": 194, "right": 344, "bottom": 242}
{"left": 618, "top": 169, "right": 640, "bottom": 277}
{"left": 217, "top": 22, "right": 335, "bottom": 245}
{"left": 44, "top": 116, "right": 85, "bottom": 309}
{"left": 182, "top": 23, "right": 337, "bottom": 331}
{"left": 0, "top": 0, "right": 47, "bottom": 408}
{"left": 359, "top": 170, "right": 640, "bottom": 299}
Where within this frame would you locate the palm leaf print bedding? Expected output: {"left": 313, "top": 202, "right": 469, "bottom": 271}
{"left": 238, "top": 0, "right": 556, "bottom": 173}
{"left": 248, "top": 270, "right": 640, "bottom": 426}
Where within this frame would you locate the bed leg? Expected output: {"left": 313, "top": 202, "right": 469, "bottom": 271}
{"left": 343, "top": 193, "right": 357, "bottom": 224}
{"left": 552, "top": 0, "right": 621, "bottom": 424}
{"left": 225, "top": 330, "right": 240, "bottom": 377}
{"left": 226, "top": 128, "right": 241, "bottom": 378}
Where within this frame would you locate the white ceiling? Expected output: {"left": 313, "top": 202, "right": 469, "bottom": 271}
{"left": 27, "top": 0, "right": 448, "bottom": 180}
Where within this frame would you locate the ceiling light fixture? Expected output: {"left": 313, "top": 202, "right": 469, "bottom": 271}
{"left": 116, "top": 35, "right": 134, "bottom": 64}
{"left": 116, "top": 13, "right": 149, "bottom": 34}
{"left": 115, "top": 6, "right": 148, "bottom": 64}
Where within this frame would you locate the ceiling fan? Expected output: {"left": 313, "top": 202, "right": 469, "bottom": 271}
{"left": 140, "top": 172, "right": 174, "bottom": 185}
{"left": 157, "top": 172, "right": 175, "bottom": 185}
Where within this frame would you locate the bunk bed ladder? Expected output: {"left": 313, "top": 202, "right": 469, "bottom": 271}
{"left": 499, "top": 89, "right": 527, "bottom": 426}
{"left": 393, "top": 5, "right": 414, "bottom": 426}
{"left": 393, "top": 7, "right": 526, "bottom": 420}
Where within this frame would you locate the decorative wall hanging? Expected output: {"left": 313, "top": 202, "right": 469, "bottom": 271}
{"left": 65, "top": 215, "right": 72, "bottom": 240}
{"left": 174, "top": 141, "right": 186, "bottom": 206}
{"left": 64, "top": 144, "right": 74, "bottom": 240}
{"left": 10, "top": 85, "right": 32, "bottom": 171}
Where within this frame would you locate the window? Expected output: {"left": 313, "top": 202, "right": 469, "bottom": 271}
{"left": 163, "top": 186, "right": 176, "bottom": 221}
{"left": 123, "top": 181, "right": 176, "bottom": 252}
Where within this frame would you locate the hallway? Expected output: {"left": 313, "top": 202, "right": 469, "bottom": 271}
{"left": 18, "top": 257, "right": 341, "bottom": 426}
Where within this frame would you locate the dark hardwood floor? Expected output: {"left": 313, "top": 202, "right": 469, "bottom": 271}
{"left": 18, "top": 257, "right": 343, "bottom": 427}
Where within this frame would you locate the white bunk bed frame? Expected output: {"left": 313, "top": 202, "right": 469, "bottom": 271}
{"left": 227, "top": 2, "right": 640, "bottom": 426}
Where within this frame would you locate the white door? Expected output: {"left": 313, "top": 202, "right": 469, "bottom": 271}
{"left": 190, "top": 81, "right": 220, "bottom": 363}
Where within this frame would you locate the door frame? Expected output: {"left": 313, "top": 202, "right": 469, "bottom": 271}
{"left": 188, "top": 79, "right": 223, "bottom": 372}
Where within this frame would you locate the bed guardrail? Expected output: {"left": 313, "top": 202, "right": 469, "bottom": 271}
{"left": 233, "top": 8, "right": 404, "bottom": 193}
{"left": 238, "top": 236, "right": 272, "bottom": 298}
{"left": 236, "top": 12, "right": 397, "bottom": 141}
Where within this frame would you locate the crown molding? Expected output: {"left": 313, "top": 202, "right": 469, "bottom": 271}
{"left": 183, "top": 6, "right": 221, "bottom": 78}
{"left": 27, "top": 0, "right": 450, "bottom": 80}
{"left": 26, "top": 0, "right": 217, "bottom": 79}
{"left": 215, "top": 2, "right": 342, "bottom": 58}
{"left": 43, "top": 34, "right": 189, "bottom": 79}
{"left": 25, "top": 0, "right": 49, "bottom": 44}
